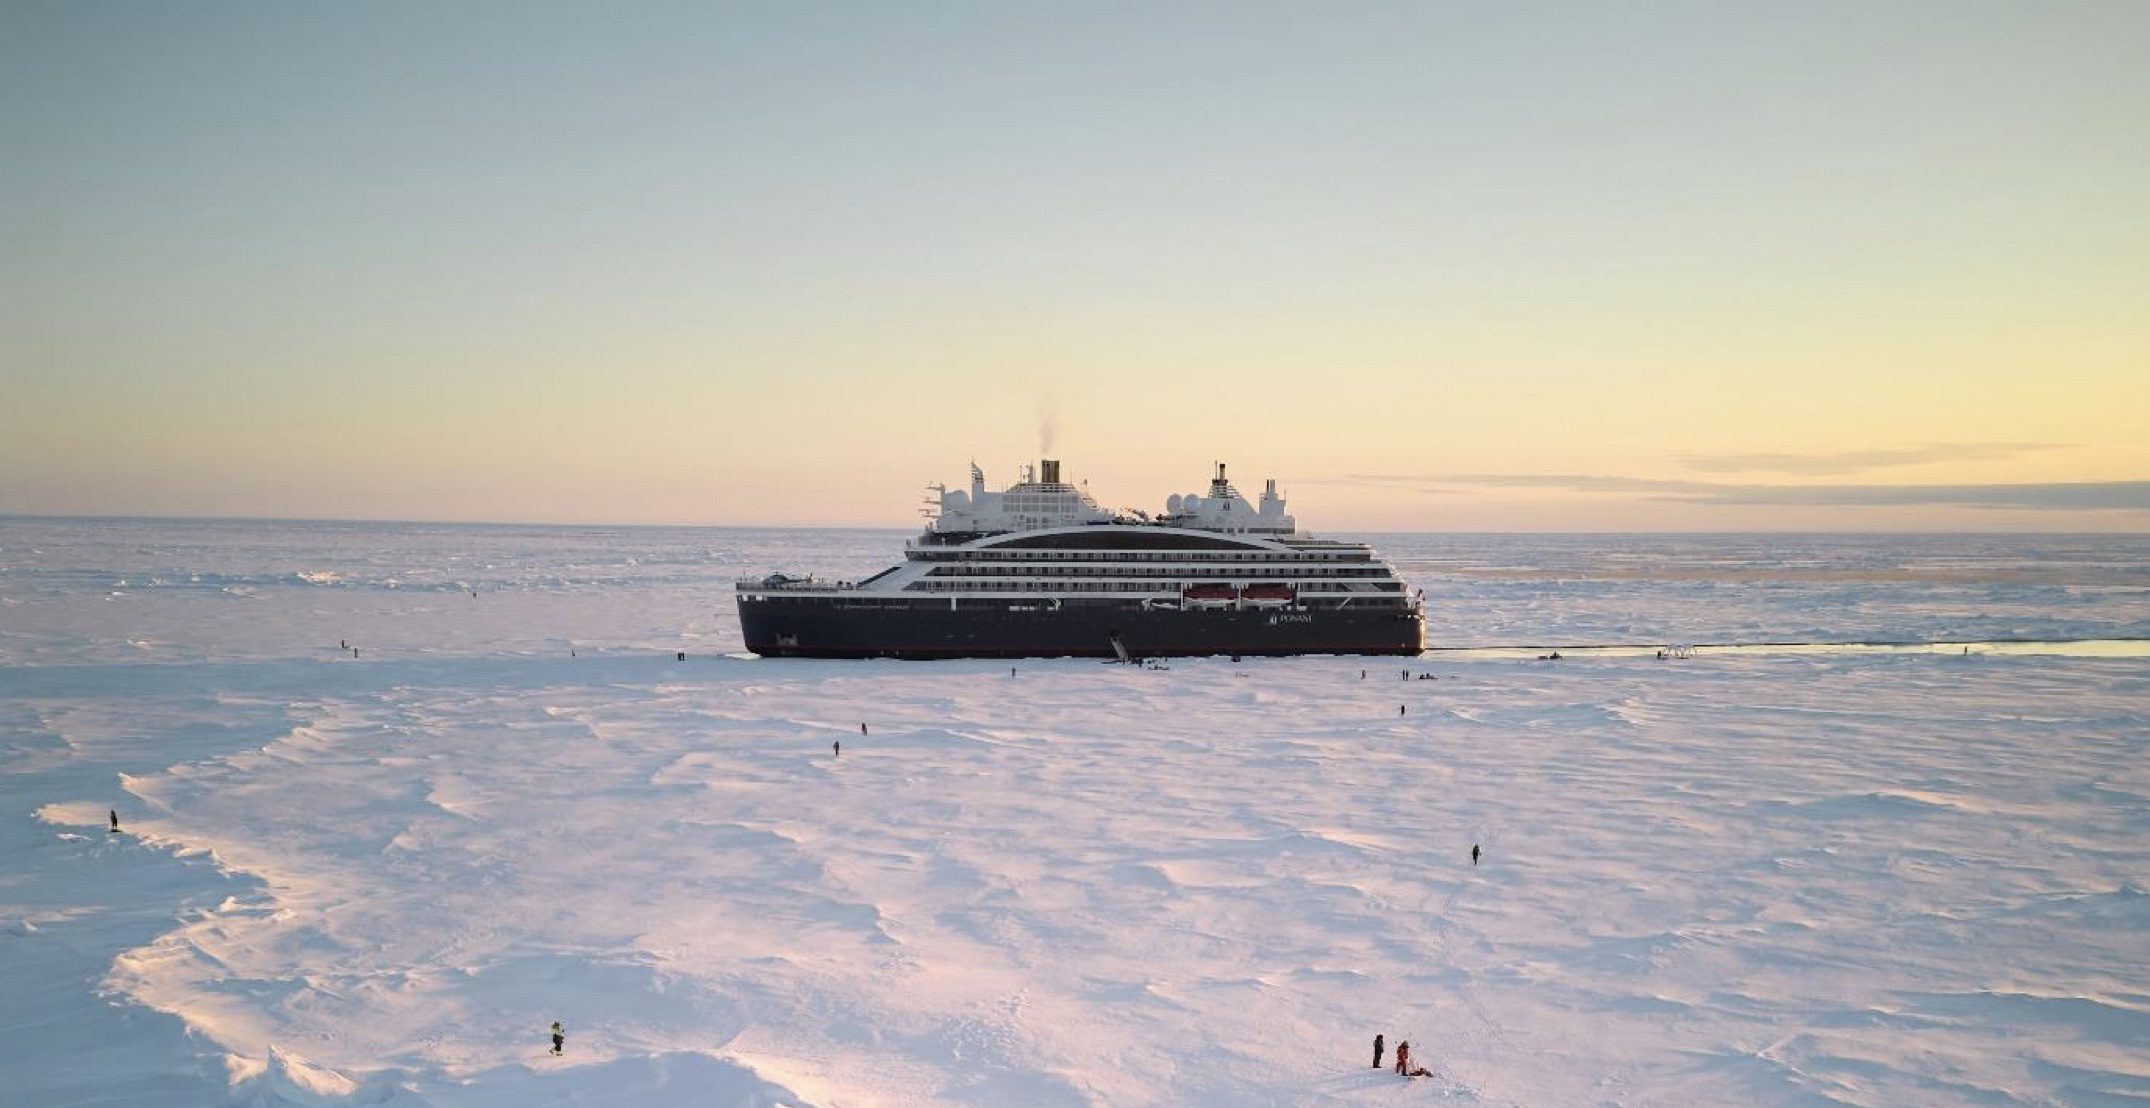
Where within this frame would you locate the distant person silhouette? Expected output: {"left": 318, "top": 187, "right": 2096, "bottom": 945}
{"left": 1393, "top": 1040, "right": 1411, "bottom": 1076}
{"left": 833, "top": 740, "right": 841, "bottom": 758}
{"left": 109, "top": 809, "right": 120, "bottom": 834}
{"left": 860, "top": 723, "right": 868, "bottom": 736}
{"left": 1372, "top": 1033, "right": 1384, "bottom": 1068}
{"left": 1472, "top": 844, "right": 1481, "bottom": 866}
{"left": 550, "top": 1021, "right": 564, "bottom": 1056}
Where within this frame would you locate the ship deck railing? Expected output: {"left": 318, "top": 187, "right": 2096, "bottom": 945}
{"left": 735, "top": 577, "right": 864, "bottom": 592}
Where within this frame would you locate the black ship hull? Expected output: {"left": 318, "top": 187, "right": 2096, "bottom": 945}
{"left": 738, "top": 596, "right": 1422, "bottom": 659}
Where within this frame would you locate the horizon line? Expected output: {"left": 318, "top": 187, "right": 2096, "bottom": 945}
{"left": 3, "top": 512, "right": 2147, "bottom": 537}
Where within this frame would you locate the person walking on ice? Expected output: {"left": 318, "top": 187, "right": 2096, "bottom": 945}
{"left": 550, "top": 1021, "right": 565, "bottom": 1056}
{"left": 833, "top": 739, "right": 841, "bottom": 757}
{"left": 1472, "top": 843, "right": 1481, "bottom": 865}
{"left": 109, "top": 809, "right": 120, "bottom": 834}
{"left": 1372, "top": 1033, "right": 1384, "bottom": 1068}
{"left": 1393, "top": 1040, "right": 1411, "bottom": 1076}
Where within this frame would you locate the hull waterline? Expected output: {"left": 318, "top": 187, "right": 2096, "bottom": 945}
{"left": 739, "top": 601, "right": 1422, "bottom": 659}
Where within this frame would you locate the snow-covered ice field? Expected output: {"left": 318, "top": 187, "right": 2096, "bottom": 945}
{"left": 4, "top": 521, "right": 2148, "bottom": 1106}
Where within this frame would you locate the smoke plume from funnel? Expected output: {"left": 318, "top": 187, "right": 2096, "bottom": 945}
{"left": 1038, "top": 395, "right": 1059, "bottom": 457}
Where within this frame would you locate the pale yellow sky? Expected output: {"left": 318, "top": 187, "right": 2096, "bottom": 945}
{"left": 4, "top": 3, "right": 2146, "bottom": 530}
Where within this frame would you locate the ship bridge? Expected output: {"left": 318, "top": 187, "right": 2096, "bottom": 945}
{"left": 927, "top": 458, "right": 1113, "bottom": 540}
{"left": 927, "top": 459, "right": 1297, "bottom": 542}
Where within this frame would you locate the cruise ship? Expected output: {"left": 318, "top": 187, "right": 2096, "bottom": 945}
{"left": 735, "top": 459, "right": 1424, "bottom": 659}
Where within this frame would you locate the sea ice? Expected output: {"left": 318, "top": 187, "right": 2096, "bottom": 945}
{"left": 3, "top": 522, "right": 2147, "bottom": 1106}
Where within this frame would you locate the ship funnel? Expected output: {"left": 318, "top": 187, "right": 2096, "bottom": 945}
{"left": 1040, "top": 458, "right": 1061, "bottom": 484}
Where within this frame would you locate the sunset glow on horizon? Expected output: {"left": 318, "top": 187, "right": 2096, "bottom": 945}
{"left": 5, "top": 2, "right": 2146, "bottom": 531}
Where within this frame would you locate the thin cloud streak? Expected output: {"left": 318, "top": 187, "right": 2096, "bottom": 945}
{"left": 1315, "top": 474, "right": 2150, "bottom": 512}
{"left": 1701, "top": 482, "right": 2150, "bottom": 511}
{"left": 1678, "top": 442, "right": 2067, "bottom": 476}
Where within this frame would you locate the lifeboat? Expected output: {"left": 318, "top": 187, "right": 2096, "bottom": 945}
{"left": 1182, "top": 582, "right": 1238, "bottom": 608}
{"left": 1240, "top": 582, "right": 1295, "bottom": 607}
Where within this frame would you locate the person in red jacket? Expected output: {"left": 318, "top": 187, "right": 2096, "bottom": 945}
{"left": 1393, "top": 1040, "right": 1410, "bottom": 1076}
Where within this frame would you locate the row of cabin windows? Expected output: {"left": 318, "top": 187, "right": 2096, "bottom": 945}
{"left": 903, "top": 580, "right": 1405, "bottom": 593}
{"left": 922, "top": 564, "right": 1393, "bottom": 579}
{"left": 910, "top": 550, "right": 1372, "bottom": 564}
{"left": 744, "top": 592, "right": 1407, "bottom": 608}
{"left": 814, "top": 598, "right": 1411, "bottom": 613}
